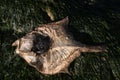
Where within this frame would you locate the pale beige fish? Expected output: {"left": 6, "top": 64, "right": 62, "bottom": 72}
{"left": 12, "top": 17, "right": 107, "bottom": 75}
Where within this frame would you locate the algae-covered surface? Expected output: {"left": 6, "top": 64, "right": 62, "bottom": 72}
{"left": 0, "top": 0, "right": 120, "bottom": 80}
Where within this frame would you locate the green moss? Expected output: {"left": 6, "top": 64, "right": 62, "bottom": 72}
{"left": 0, "top": 0, "right": 120, "bottom": 80}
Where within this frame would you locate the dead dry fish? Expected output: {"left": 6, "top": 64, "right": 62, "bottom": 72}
{"left": 12, "top": 17, "right": 107, "bottom": 75}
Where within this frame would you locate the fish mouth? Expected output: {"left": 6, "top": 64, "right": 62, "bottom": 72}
{"left": 12, "top": 32, "right": 52, "bottom": 54}
{"left": 31, "top": 32, "right": 52, "bottom": 54}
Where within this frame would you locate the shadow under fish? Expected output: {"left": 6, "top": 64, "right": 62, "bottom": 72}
{"left": 12, "top": 17, "right": 107, "bottom": 75}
